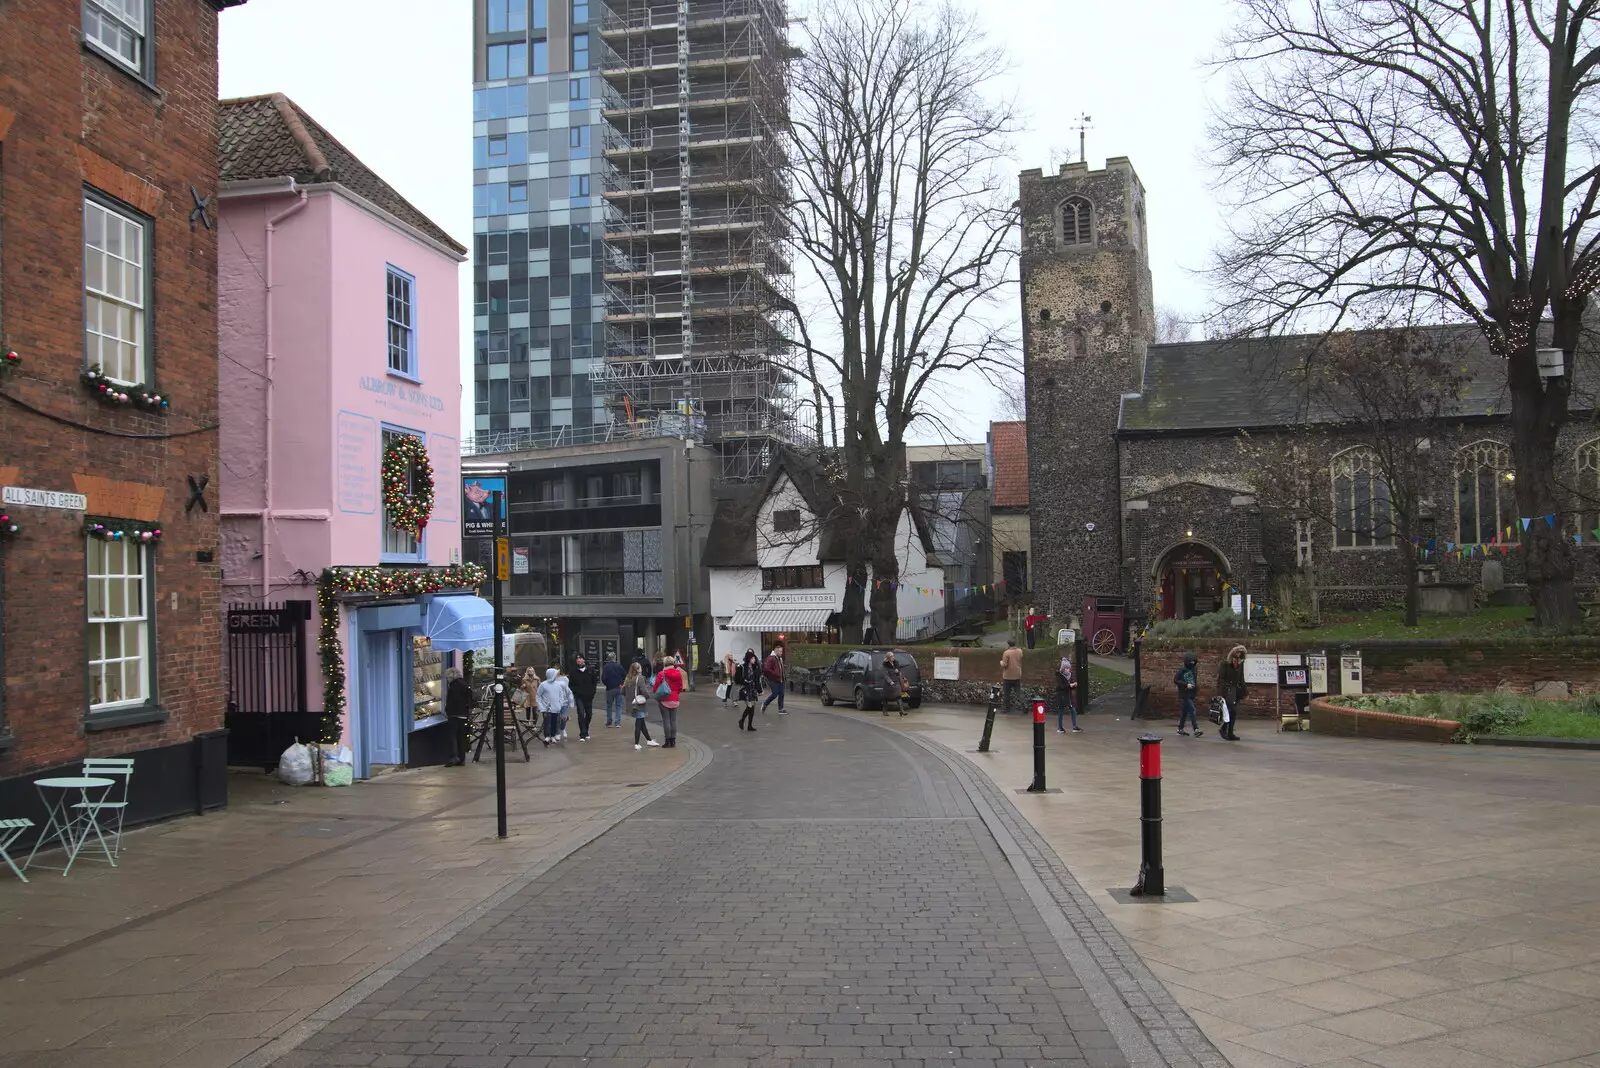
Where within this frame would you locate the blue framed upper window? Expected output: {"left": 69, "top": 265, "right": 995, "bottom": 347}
{"left": 486, "top": 0, "right": 527, "bottom": 33}
{"left": 532, "top": 40, "right": 549, "bottom": 75}
{"left": 380, "top": 427, "right": 428, "bottom": 562}
{"left": 572, "top": 33, "right": 589, "bottom": 71}
{"left": 487, "top": 42, "right": 528, "bottom": 80}
{"left": 386, "top": 267, "right": 418, "bottom": 379}
{"left": 532, "top": 0, "right": 548, "bottom": 28}
{"left": 572, "top": 0, "right": 588, "bottom": 24}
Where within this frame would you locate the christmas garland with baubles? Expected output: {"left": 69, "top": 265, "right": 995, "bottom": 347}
{"left": 381, "top": 435, "right": 435, "bottom": 536}
{"left": 81, "top": 364, "right": 170, "bottom": 412}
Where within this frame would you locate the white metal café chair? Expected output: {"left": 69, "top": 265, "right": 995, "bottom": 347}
{"left": 0, "top": 818, "right": 33, "bottom": 882}
{"left": 74, "top": 758, "right": 134, "bottom": 858}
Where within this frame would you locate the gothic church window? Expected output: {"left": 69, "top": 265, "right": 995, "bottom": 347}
{"left": 1576, "top": 440, "right": 1600, "bottom": 537}
{"left": 1455, "top": 441, "right": 1512, "bottom": 545}
{"left": 1056, "top": 196, "right": 1093, "bottom": 248}
{"left": 1331, "top": 448, "right": 1392, "bottom": 547}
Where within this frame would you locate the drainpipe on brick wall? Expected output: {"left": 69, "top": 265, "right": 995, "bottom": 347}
{"left": 263, "top": 186, "right": 308, "bottom": 598}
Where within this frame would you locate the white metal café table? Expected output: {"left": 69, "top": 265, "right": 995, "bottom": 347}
{"left": 24, "top": 777, "right": 117, "bottom": 876}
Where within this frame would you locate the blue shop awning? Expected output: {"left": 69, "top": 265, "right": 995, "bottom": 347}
{"left": 423, "top": 595, "right": 495, "bottom": 651}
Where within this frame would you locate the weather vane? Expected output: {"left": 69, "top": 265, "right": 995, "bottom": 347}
{"left": 1075, "top": 113, "right": 1093, "bottom": 164}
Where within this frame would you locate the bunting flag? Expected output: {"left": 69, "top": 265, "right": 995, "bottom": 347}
{"left": 1593, "top": 527, "right": 1600, "bottom": 541}
{"left": 1521, "top": 518, "right": 1533, "bottom": 530}
{"left": 1545, "top": 515, "right": 1558, "bottom": 528}
{"left": 1575, "top": 534, "right": 1584, "bottom": 544}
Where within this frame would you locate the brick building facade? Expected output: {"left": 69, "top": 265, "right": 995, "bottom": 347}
{"left": 0, "top": 0, "right": 246, "bottom": 826}
{"left": 1021, "top": 157, "right": 1600, "bottom": 634}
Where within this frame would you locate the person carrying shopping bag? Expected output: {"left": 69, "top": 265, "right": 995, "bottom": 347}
{"left": 626, "top": 662, "right": 660, "bottom": 750}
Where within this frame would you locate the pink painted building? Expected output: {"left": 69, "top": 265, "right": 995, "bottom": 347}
{"left": 217, "top": 94, "right": 473, "bottom": 776}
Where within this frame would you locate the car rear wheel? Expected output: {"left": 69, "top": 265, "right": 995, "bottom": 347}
{"left": 854, "top": 686, "right": 870, "bottom": 711}
{"left": 908, "top": 696, "right": 922, "bottom": 709}
{"left": 820, "top": 684, "right": 835, "bottom": 706}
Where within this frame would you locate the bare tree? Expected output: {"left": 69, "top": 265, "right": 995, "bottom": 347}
{"left": 1210, "top": 0, "right": 1600, "bottom": 631}
{"left": 1239, "top": 328, "right": 1470, "bottom": 627}
{"left": 1154, "top": 306, "right": 1194, "bottom": 344}
{"left": 784, "top": 0, "right": 1017, "bottom": 641}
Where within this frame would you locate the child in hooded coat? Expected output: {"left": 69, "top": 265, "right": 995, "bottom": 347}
{"left": 536, "top": 667, "right": 572, "bottom": 746}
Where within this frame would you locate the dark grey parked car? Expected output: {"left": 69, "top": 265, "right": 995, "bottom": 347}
{"left": 819, "top": 649, "right": 922, "bottom": 710}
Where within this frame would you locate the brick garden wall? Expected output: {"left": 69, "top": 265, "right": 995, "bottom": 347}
{"left": 1139, "top": 637, "right": 1600, "bottom": 719}
{"left": 1307, "top": 698, "right": 1460, "bottom": 743}
{"left": 0, "top": 0, "right": 226, "bottom": 776}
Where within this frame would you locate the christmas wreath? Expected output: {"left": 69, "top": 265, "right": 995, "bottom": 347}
{"left": 381, "top": 435, "right": 435, "bottom": 536}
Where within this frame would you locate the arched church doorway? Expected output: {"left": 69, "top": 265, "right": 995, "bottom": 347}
{"left": 1156, "top": 542, "right": 1229, "bottom": 620}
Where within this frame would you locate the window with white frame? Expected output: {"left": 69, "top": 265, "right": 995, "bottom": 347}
{"left": 84, "top": 195, "right": 148, "bottom": 385}
{"left": 83, "top": 0, "right": 149, "bottom": 77}
{"left": 382, "top": 428, "right": 425, "bottom": 559}
{"left": 386, "top": 267, "right": 417, "bottom": 377}
{"left": 1577, "top": 440, "right": 1600, "bottom": 538}
{"left": 1331, "top": 448, "right": 1393, "bottom": 547}
{"left": 87, "top": 536, "right": 150, "bottom": 710}
{"left": 1456, "top": 441, "right": 1513, "bottom": 544}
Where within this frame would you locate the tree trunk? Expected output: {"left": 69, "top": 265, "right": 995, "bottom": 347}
{"left": 1400, "top": 538, "right": 1420, "bottom": 628}
{"left": 839, "top": 560, "right": 868, "bottom": 644}
{"left": 1508, "top": 344, "right": 1581, "bottom": 632}
{"left": 868, "top": 514, "right": 900, "bottom": 645}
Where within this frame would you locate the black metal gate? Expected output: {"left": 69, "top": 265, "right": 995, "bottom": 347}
{"left": 225, "top": 600, "right": 316, "bottom": 769}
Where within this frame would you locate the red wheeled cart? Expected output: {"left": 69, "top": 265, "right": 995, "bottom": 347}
{"left": 1082, "top": 595, "right": 1126, "bottom": 656}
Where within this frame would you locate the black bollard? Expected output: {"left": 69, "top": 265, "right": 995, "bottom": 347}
{"left": 978, "top": 685, "right": 1000, "bottom": 752}
{"left": 1129, "top": 734, "right": 1165, "bottom": 896}
{"left": 1132, "top": 638, "right": 1143, "bottom": 719}
{"left": 1026, "top": 698, "right": 1047, "bottom": 792}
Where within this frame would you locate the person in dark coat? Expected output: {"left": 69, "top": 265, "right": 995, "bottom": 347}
{"left": 737, "top": 647, "right": 763, "bottom": 731}
{"left": 1216, "top": 644, "right": 1248, "bottom": 741}
{"left": 444, "top": 669, "right": 475, "bottom": 766}
{"left": 601, "top": 654, "right": 627, "bottom": 727}
{"left": 568, "top": 656, "right": 599, "bottom": 741}
{"left": 1175, "top": 653, "right": 1202, "bottom": 737}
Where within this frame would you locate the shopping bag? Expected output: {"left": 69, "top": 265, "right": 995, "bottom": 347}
{"left": 715, "top": 682, "right": 730, "bottom": 700}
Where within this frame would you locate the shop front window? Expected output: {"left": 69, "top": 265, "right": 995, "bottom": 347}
{"left": 412, "top": 635, "right": 445, "bottom": 727}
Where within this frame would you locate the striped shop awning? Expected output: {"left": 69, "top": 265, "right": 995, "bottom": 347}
{"left": 725, "top": 607, "right": 835, "bottom": 632}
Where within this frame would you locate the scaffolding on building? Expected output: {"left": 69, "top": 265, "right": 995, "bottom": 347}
{"left": 596, "top": 0, "right": 801, "bottom": 481}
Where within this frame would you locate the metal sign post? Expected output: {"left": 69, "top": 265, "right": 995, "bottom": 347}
{"left": 492, "top": 492, "right": 508, "bottom": 840}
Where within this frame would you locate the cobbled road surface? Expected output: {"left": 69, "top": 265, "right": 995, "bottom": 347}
{"left": 286, "top": 704, "right": 1132, "bottom": 1068}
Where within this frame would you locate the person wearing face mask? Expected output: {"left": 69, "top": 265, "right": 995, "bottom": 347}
{"left": 568, "top": 655, "right": 598, "bottom": 741}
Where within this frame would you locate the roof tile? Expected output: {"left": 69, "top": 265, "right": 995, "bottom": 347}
{"left": 218, "top": 94, "right": 465, "bottom": 254}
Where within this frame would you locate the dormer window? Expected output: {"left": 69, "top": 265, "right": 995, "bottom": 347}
{"left": 1057, "top": 196, "right": 1093, "bottom": 248}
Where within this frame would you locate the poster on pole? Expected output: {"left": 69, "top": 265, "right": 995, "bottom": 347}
{"left": 462, "top": 476, "right": 507, "bottom": 537}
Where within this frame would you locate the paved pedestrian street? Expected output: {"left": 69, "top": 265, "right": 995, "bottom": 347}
{"left": 278, "top": 705, "right": 1154, "bottom": 1068}
{"left": 4, "top": 691, "right": 1599, "bottom": 1068}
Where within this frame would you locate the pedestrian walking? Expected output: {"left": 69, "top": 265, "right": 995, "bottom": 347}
{"left": 1000, "top": 639, "right": 1024, "bottom": 714}
{"left": 737, "top": 647, "right": 762, "bottom": 731}
{"left": 761, "top": 642, "right": 787, "bottom": 715}
{"left": 601, "top": 654, "right": 626, "bottom": 727}
{"left": 444, "top": 668, "right": 474, "bottom": 765}
{"left": 625, "top": 663, "right": 659, "bottom": 749}
{"left": 721, "top": 651, "right": 736, "bottom": 704}
{"left": 655, "top": 654, "right": 686, "bottom": 747}
{"left": 1055, "top": 654, "right": 1080, "bottom": 733}
{"left": 1216, "top": 644, "right": 1247, "bottom": 741}
{"left": 1175, "top": 653, "right": 1202, "bottom": 736}
{"left": 536, "top": 667, "right": 572, "bottom": 746}
{"left": 568, "top": 655, "right": 598, "bottom": 741}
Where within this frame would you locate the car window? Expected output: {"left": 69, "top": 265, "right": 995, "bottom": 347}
{"left": 832, "top": 654, "right": 851, "bottom": 671}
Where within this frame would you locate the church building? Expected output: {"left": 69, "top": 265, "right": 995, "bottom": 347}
{"left": 1020, "top": 157, "right": 1600, "bottom": 632}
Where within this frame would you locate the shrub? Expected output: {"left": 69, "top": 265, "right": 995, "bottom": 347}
{"left": 1453, "top": 702, "right": 1528, "bottom": 743}
{"left": 1143, "top": 608, "right": 1245, "bottom": 638}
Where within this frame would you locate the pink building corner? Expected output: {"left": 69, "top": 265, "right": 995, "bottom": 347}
{"left": 217, "top": 94, "right": 475, "bottom": 778}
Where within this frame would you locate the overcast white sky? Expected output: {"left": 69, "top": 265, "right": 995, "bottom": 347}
{"left": 218, "top": 0, "right": 1233, "bottom": 443}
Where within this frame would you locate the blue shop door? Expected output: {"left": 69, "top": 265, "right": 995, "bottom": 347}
{"left": 360, "top": 630, "right": 405, "bottom": 769}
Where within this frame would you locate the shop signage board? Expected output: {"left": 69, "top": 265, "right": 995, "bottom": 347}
{"left": 3, "top": 486, "right": 88, "bottom": 510}
{"left": 933, "top": 657, "right": 960, "bottom": 681}
{"left": 1307, "top": 652, "right": 1329, "bottom": 694}
{"left": 512, "top": 546, "right": 529, "bottom": 574}
{"left": 228, "top": 607, "right": 299, "bottom": 633}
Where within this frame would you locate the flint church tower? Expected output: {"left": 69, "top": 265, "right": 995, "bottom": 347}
{"left": 1019, "top": 157, "right": 1154, "bottom": 625}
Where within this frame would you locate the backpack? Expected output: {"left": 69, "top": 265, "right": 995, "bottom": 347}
{"left": 653, "top": 671, "right": 673, "bottom": 698}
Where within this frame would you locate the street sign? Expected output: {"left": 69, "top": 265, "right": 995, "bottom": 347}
{"left": 495, "top": 538, "right": 510, "bottom": 582}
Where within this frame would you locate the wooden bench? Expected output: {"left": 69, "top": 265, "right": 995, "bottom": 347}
{"left": 947, "top": 634, "right": 983, "bottom": 648}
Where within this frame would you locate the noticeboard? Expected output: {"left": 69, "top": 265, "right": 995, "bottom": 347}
{"left": 1244, "top": 653, "right": 1302, "bottom": 684}
{"left": 933, "top": 656, "right": 960, "bottom": 681}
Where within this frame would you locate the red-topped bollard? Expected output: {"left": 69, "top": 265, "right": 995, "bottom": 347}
{"left": 1026, "top": 698, "right": 1048, "bottom": 792}
{"left": 1130, "top": 734, "right": 1165, "bottom": 896}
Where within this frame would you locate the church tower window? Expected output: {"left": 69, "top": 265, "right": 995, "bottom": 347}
{"left": 1056, "top": 196, "right": 1093, "bottom": 248}
{"left": 1576, "top": 439, "right": 1600, "bottom": 537}
{"left": 1331, "top": 448, "right": 1392, "bottom": 548}
{"left": 1455, "top": 441, "right": 1512, "bottom": 545}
